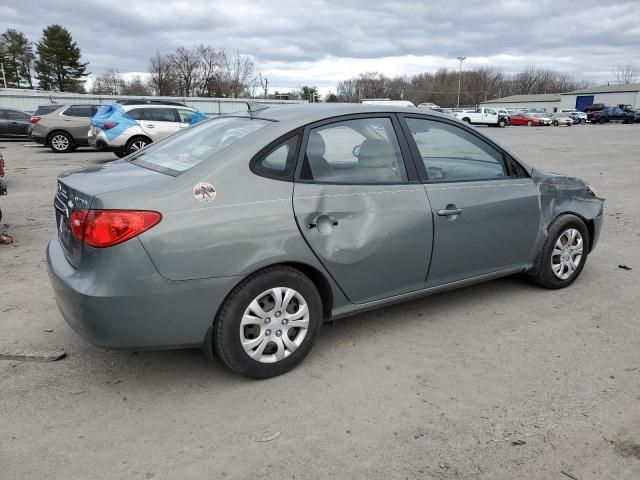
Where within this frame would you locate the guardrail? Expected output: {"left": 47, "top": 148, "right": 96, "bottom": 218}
{"left": 0, "top": 90, "right": 304, "bottom": 115}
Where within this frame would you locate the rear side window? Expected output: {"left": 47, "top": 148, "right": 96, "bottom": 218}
{"left": 63, "top": 105, "right": 95, "bottom": 117}
{"left": 34, "top": 105, "right": 60, "bottom": 116}
{"left": 128, "top": 117, "right": 267, "bottom": 175}
{"left": 143, "top": 108, "right": 177, "bottom": 122}
{"left": 300, "top": 117, "right": 407, "bottom": 184}
{"left": 128, "top": 108, "right": 145, "bottom": 120}
{"left": 405, "top": 118, "right": 508, "bottom": 182}
{"left": 253, "top": 135, "right": 299, "bottom": 179}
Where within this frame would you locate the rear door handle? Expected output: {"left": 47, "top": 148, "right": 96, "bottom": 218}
{"left": 437, "top": 207, "right": 463, "bottom": 216}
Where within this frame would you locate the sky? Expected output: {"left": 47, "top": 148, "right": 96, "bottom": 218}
{"left": 2, "top": 0, "right": 640, "bottom": 95}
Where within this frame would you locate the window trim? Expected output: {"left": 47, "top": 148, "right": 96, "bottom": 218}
{"left": 397, "top": 113, "right": 530, "bottom": 183}
{"left": 293, "top": 113, "right": 419, "bottom": 186}
{"left": 249, "top": 128, "right": 303, "bottom": 182}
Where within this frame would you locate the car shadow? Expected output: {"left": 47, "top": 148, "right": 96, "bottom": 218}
{"left": 65, "top": 274, "right": 538, "bottom": 389}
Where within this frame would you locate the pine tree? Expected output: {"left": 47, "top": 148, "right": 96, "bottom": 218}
{"left": 35, "top": 25, "right": 89, "bottom": 92}
{"left": 1, "top": 29, "right": 35, "bottom": 88}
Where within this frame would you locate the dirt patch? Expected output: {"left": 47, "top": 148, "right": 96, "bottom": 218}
{"left": 613, "top": 439, "right": 640, "bottom": 459}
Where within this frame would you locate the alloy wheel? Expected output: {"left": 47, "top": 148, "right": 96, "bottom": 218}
{"left": 551, "top": 228, "right": 583, "bottom": 280}
{"left": 130, "top": 140, "right": 147, "bottom": 152}
{"left": 51, "top": 134, "right": 69, "bottom": 151}
{"left": 240, "top": 287, "right": 310, "bottom": 363}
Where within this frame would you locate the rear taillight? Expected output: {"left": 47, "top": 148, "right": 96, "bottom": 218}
{"left": 30, "top": 116, "right": 41, "bottom": 123}
{"left": 103, "top": 121, "right": 119, "bottom": 130}
{"left": 71, "top": 209, "right": 162, "bottom": 248}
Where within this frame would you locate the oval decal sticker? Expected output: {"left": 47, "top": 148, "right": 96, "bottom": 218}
{"left": 193, "top": 182, "right": 216, "bottom": 203}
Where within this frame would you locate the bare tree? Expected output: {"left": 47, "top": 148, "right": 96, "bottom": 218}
{"left": 91, "top": 68, "right": 124, "bottom": 95}
{"left": 149, "top": 51, "right": 176, "bottom": 96}
{"left": 613, "top": 63, "right": 640, "bottom": 84}
{"left": 196, "top": 45, "right": 222, "bottom": 96}
{"left": 121, "top": 75, "right": 151, "bottom": 96}
{"left": 336, "top": 78, "right": 358, "bottom": 102}
{"left": 217, "top": 50, "right": 257, "bottom": 98}
{"left": 168, "top": 47, "right": 201, "bottom": 96}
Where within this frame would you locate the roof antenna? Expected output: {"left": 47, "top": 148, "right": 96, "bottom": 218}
{"left": 245, "top": 100, "right": 269, "bottom": 117}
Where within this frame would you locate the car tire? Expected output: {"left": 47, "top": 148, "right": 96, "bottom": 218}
{"left": 214, "top": 266, "right": 323, "bottom": 378}
{"left": 553, "top": 120, "right": 559, "bottom": 126}
{"left": 125, "top": 136, "right": 151, "bottom": 156}
{"left": 599, "top": 117, "right": 607, "bottom": 124}
{"left": 529, "top": 214, "right": 590, "bottom": 290}
{"left": 114, "top": 151, "right": 126, "bottom": 158}
{"left": 48, "top": 131, "right": 74, "bottom": 153}
{"left": 527, "top": 120, "right": 533, "bottom": 126}
{"left": 498, "top": 119, "right": 507, "bottom": 128}
{"left": 462, "top": 117, "right": 471, "bottom": 124}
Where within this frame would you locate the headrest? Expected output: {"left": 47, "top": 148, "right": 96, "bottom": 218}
{"left": 358, "top": 139, "right": 395, "bottom": 168}
{"left": 307, "top": 131, "right": 326, "bottom": 157}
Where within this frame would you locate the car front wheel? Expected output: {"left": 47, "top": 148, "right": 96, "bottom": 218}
{"left": 529, "top": 214, "right": 589, "bottom": 289}
{"left": 214, "top": 266, "right": 323, "bottom": 378}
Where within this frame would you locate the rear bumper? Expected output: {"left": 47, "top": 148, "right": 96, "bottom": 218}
{"left": 46, "top": 237, "right": 241, "bottom": 350}
{"left": 88, "top": 134, "right": 124, "bottom": 152}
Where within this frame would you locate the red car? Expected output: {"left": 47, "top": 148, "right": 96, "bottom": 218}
{"left": 509, "top": 113, "right": 545, "bottom": 126}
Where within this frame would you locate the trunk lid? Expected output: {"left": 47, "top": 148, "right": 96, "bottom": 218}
{"left": 55, "top": 160, "right": 168, "bottom": 267}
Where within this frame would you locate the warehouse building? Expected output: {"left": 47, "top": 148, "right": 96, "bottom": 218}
{"left": 560, "top": 83, "right": 640, "bottom": 111}
{"left": 480, "top": 93, "right": 561, "bottom": 112}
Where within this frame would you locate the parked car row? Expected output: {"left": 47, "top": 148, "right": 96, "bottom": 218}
{"left": 1, "top": 100, "right": 207, "bottom": 156}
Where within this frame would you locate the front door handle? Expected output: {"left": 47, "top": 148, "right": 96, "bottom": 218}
{"left": 437, "top": 206, "right": 463, "bottom": 217}
{"left": 146, "top": 124, "right": 155, "bottom": 128}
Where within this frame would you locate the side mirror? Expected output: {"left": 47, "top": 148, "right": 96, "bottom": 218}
{"left": 352, "top": 145, "right": 361, "bottom": 157}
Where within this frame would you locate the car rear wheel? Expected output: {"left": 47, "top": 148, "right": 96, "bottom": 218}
{"left": 529, "top": 214, "right": 589, "bottom": 289}
{"left": 498, "top": 118, "right": 507, "bottom": 128}
{"left": 49, "top": 132, "right": 73, "bottom": 153}
{"left": 527, "top": 120, "right": 533, "bottom": 126}
{"left": 214, "top": 266, "right": 323, "bottom": 378}
{"left": 553, "top": 120, "right": 559, "bottom": 126}
{"left": 599, "top": 117, "right": 607, "bottom": 124}
{"left": 125, "top": 137, "right": 151, "bottom": 156}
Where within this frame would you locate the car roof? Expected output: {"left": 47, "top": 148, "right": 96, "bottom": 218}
{"left": 122, "top": 104, "right": 194, "bottom": 110}
{"left": 245, "top": 103, "right": 448, "bottom": 126}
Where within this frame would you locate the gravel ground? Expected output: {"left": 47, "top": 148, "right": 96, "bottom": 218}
{"left": 1, "top": 123, "right": 639, "bottom": 479}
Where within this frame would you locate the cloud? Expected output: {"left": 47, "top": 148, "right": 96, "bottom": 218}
{"left": 2, "top": 0, "right": 639, "bottom": 91}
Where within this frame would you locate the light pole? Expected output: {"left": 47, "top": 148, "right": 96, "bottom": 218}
{"left": 456, "top": 56, "right": 466, "bottom": 108}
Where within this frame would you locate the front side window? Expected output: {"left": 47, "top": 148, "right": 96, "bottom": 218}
{"left": 6, "top": 110, "right": 28, "bottom": 120}
{"left": 143, "top": 108, "right": 177, "bottom": 122}
{"left": 177, "top": 109, "right": 196, "bottom": 123}
{"left": 63, "top": 105, "right": 95, "bottom": 117}
{"left": 128, "top": 117, "right": 267, "bottom": 174}
{"left": 405, "top": 118, "right": 508, "bottom": 182}
{"left": 300, "top": 117, "right": 407, "bottom": 184}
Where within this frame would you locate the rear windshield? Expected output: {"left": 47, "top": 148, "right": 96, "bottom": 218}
{"left": 127, "top": 117, "right": 268, "bottom": 175}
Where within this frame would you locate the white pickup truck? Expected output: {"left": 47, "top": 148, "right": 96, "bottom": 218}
{"left": 454, "top": 107, "right": 508, "bottom": 127}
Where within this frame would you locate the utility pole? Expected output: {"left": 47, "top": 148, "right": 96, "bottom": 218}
{"left": 456, "top": 56, "right": 466, "bottom": 108}
{"left": 0, "top": 62, "right": 6, "bottom": 89}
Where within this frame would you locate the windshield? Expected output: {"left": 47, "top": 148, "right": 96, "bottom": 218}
{"left": 128, "top": 117, "right": 268, "bottom": 175}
